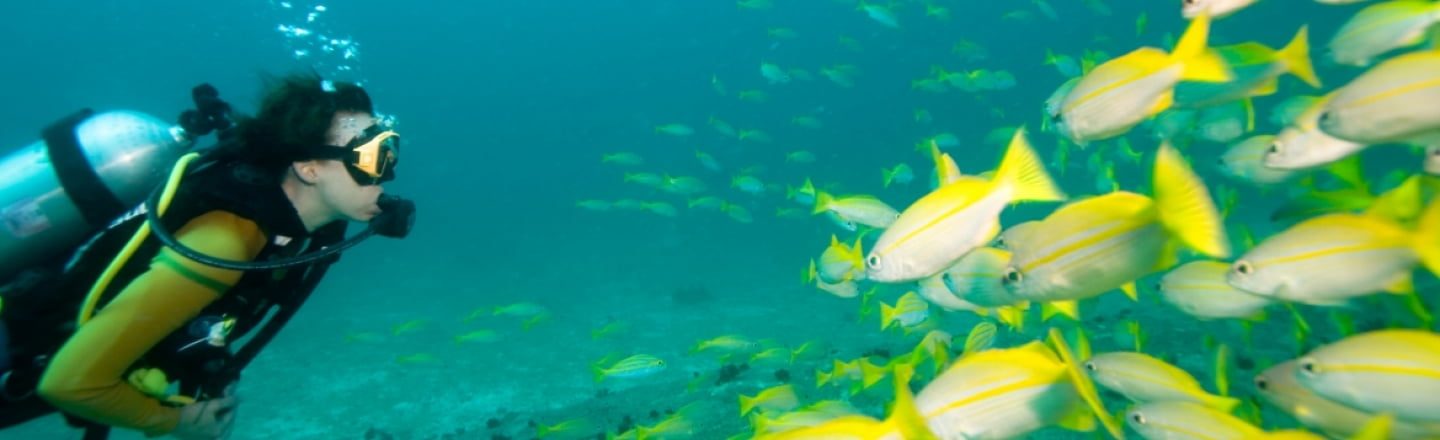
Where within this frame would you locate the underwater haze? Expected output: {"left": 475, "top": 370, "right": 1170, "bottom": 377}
{"left": 5, "top": 0, "right": 1440, "bottom": 439}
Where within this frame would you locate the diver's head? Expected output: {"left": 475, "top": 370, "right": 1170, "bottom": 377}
{"left": 286, "top": 110, "right": 395, "bottom": 226}
{"left": 235, "top": 72, "right": 399, "bottom": 229}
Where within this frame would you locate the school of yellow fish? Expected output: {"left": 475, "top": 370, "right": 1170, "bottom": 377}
{"left": 553, "top": 0, "right": 1440, "bottom": 439}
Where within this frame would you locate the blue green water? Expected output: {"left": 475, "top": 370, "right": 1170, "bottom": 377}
{"left": 3, "top": 0, "right": 1434, "bottom": 439}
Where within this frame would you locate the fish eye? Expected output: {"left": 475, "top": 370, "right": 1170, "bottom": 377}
{"left": 1233, "top": 261, "right": 1254, "bottom": 275}
{"left": 1130, "top": 412, "right": 1146, "bottom": 425}
{"left": 1003, "top": 269, "right": 1022, "bottom": 284}
{"left": 1298, "top": 358, "right": 1319, "bottom": 375}
{"left": 1267, "top": 143, "right": 1279, "bottom": 154}
{"left": 1083, "top": 362, "right": 1098, "bottom": 371}
{"left": 1254, "top": 376, "right": 1269, "bottom": 391}
{"left": 867, "top": 255, "right": 882, "bottom": 268}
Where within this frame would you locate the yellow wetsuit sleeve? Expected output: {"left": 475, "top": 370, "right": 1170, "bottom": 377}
{"left": 38, "top": 210, "right": 266, "bottom": 437}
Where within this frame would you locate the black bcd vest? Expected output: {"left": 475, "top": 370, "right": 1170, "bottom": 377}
{"left": 0, "top": 157, "right": 346, "bottom": 434}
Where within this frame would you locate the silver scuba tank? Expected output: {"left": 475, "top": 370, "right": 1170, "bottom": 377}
{"left": 0, "top": 110, "right": 193, "bottom": 282}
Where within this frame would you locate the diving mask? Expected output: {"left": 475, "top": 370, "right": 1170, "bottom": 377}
{"left": 316, "top": 123, "right": 399, "bottom": 185}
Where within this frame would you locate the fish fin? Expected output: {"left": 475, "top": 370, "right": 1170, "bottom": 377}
{"left": 850, "top": 237, "right": 866, "bottom": 261}
{"left": 993, "top": 305, "right": 1028, "bottom": 332}
{"left": 1171, "top": 11, "right": 1231, "bottom": 82}
{"left": 1149, "top": 90, "right": 1175, "bottom": 116}
{"left": 738, "top": 395, "right": 757, "bottom": 416}
{"left": 1278, "top": 25, "right": 1321, "bottom": 88}
{"left": 812, "top": 191, "right": 834, "bottom": 214}
{"left": 1210, "top": 346, "right": 1239, "bottom": 410}
{"left": 1047, "top": 328, "right": 1124, "bottom": 439}
{"left": 1382, "top": 271, "right": 1414, "bottom": 295}
{"left": 859, "top": 359, "right": 889, "bottom": 389}
{"left": 1120, "top": 282, "right": 1139, "bottom": 301}
{"left": 1364, "top": 175, "right": 1423, "bottom": 222}
{"left": 994, "top": 127, "right": 1067, "bottom": 202}
{"left": 1414, "top": 199, "right": 1440, "bottom": 277}
{"left": 1351, "top": 413, "right": 1395, "bottom": 440}
{"left": 1250, "top": 78, "right": 1279, "bottom": 97}
{"left": 1242, "top": 97, "right": 1255, "bottom": 133}
{"left": 591, "top": 363, "right": 607, "bottom": 384}
{"left": 880, "top": 301, "right": 898, "bottom": 330}
{"left": 1327, "top": 155, "right": 1369, "bottom": 191}
{"left": 1042, "top": 300, "right": 1080, "bottom": 322}
{"left": 882, "top": 364, "right": 941, "bottom": 440}
{"left": 1054, "top": 404, "right": 1098, "bottom": 433}
{"left": 1153, "top": 142, "right": 1230, "bottom": 258}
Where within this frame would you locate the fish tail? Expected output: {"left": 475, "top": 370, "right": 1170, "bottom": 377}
{"left": 738, "top": 394, "right": 757, "bottom": 416}
{"left": 812, "top": 191, "right": 834, "bottom": 215}
{"left": 881, "top": 168, "right": 896, "bottom": 187}
{"left": 1040, "top": 300, "right": 1080, "bottom": 322}
{"left": 1153, "top": 142, "right": 1231, "bottom": 258}
{"left": 816, "top": 368, "right": 833, "bottom": 388}
{"left": 1046, "top": 328, "right": 1124, "bottom": 439}
{"left": 994, "top": 127, "right": 1067, "bottom": 203}
{"left": 859, "top": 360, "right": 889, "bottom": 389}
{"left": 805, "top": 259, "right": 818, "bottom": 283}
{"left": 879, "top": 301, "right": 898, "bottom": 330}
{"left": 1278, "top": 25, "right": 1321, "bottom": 88}
{"left": 1414, "top": 198, "right": 1440, "bottom": 277}
{"left": 881, "top": 364, "right": 941, "bottom": 440}
{"left": 1171, "top": 11, "right": 1231, "bottom": 82}
{"left": 590, "top": 363, "right": 607, "bottom": 384}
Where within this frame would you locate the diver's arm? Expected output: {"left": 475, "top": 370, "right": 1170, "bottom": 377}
{"left": 37, "top": 210, "right": 266, "bottom": 437}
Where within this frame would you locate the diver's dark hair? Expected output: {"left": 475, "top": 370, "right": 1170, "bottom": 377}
{"left": 227, "top": 71, "right": 373, "bottom": 171}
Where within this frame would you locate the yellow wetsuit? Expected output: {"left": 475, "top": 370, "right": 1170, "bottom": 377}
{"left": 37, "top": 210, "right": 267, "bottom": 436}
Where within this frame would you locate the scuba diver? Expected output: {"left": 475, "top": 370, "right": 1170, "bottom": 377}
{"left": 0, "top": 72, "right": 415, "bottom": 439}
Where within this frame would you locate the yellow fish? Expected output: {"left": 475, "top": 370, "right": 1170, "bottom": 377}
{"left": 1227, "top": 199, "right": 1440, "bottom": 305}
{"left": 812, "top": 192, "right": 899, "bottom": 229}
{"left": 1127, "top": 401, "right": 1263, "bottom": 440}
{"left": 1266, "top": 91, "right": 1367, "bottom": 171}
{"left": 1255, "top": 360, "right": 1440, "bottom": 440}
{"left": 1158, "top": 260, "right": 1272, "bottom": 321}
{"left": 1327, "top": 1, "right": 1440, "bottom": 66}
{"left": 867, "top": 128, "right": 1066, "bottom": 283}
{"left": 1296, "top": 329, "right": 1440, "bottom": 423}
{"left": 1085, "top": 351, "right": 1240, "bottom": 411}
{"left": 1220, "top": 135, "right": 1300, "bottom": 186}
{"left": 739, "top": 384, "right": 801, "bottom": 416}
{"left": 940, "top": 247, "right": 1020, "bottom": 308}
{"left": 1054, "top": 11, "right": 1232, "bottom": 144}
{"left": 911, "top": 340, "right": 1105, "bottom": 439}
{"left": 816, "top": 235, "right": 865, "bottom": 284}
{"left": 758, "top": 366, "right": 937, "bottom": 440}
{"left": 1003, "top": 142, "right": 1229, "bottom": 311}
{"left": 1320, "top": 49, "right": 1440, "bottom": 146}
{"left": 1182, "top": 0, "right": 1260, "bottom": 19}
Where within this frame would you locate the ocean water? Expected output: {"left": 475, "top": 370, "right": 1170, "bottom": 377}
{"left": 2, "top": 0, "right": 1435, "bottom": 439}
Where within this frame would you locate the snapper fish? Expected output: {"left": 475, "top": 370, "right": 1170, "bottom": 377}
{"left": 866, "top": 128, "right": 1065, "bottom": 283}
{"left": 1319, "top": 48, "right": 1440, "bottom": 146}
{"left": 1054, "top": 12, "right": 1231, "bottom": 144}
{"left": 1296, "top": 329, "right": 1440, "bottom": 423}
{"left": 1227, "top": 195, "right": 1440, "bottom": 306}
{"left": 761, "top": 62, "right": 792, "bottom": 84}
{"left": 1002, "top": 143, "right": 1229, "bottom": 318}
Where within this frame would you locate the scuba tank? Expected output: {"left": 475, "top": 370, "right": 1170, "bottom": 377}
{"left": 0, "top": 110, "right": 194, "bottom": 282}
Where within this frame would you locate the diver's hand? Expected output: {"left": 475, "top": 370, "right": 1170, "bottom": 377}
{"left": 171, "top": 387, "right": 240, "bottom": 440}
